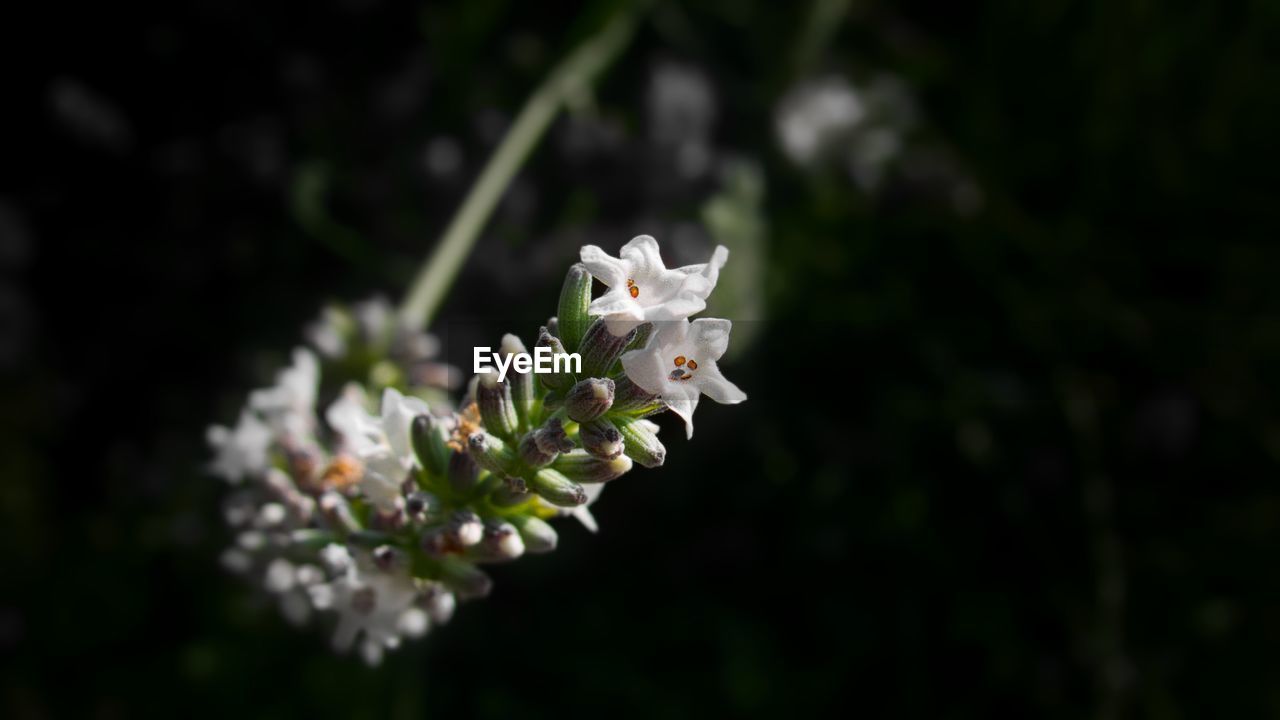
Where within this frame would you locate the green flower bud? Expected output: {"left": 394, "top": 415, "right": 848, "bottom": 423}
{"left": 476, "top": 370, "right": 518, "bottom": 439}
{"left": 411, "top": 414, "right": 451, "bottom": 477}
{"left": 530, "top": 468, "right": 588, "bottom": 507}
{"left": 551, "top": 449, "right": 632, "bottom": 484}
{"left": 439, "top": 556, "right": 492, "bottom": 599}
{"left": 511, "top": 515, "right": 558, "bottom": 553}
{"left": 610, "top": 375, "right": 665, "bottom": 416}
{"left": 500, "top": 333, "right": 536, "bottom": 432}
{"left": 579, "top": 318, "right": 636, "bottom": 378}
{"left": 626, "top": 322, "right": 654, "bottom": 352}
{"left": 467, "top": 432, "right": 518, "bottom": 477}
{"left": 557, "top": 263, "right": 593, "bottom": 352}
{"left": 614, "top": 415, "right": 666, "bottom": 468}
{"left": 518, "top": 433, "right": 557, "bottom": 468}
{"left": 564, "top": 377, "right": 615, "bottom": 423}
{"left": 535, "top": 327, "right": 576, "bottom": 391}
{"left": 542, "top": 390, "right": 563, "bottom": 411}
{"left": 448, "top": 451, "right": 480, "bottom": 496}
{"left": 489, "top": 476, "right": 533, "bottom": 508}
{"left": 533, "top": 417, "right": 576, "bottom": 455}
{"left": 579, "top": 417, "right": 624, "bottom": 459}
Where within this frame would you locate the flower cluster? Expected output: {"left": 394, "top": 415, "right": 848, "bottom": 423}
{"left": 208, "top": 236, "right": 745, "bottom": 664}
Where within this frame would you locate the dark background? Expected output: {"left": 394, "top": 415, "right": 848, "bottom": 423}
{"left": 5, "top": 0, "right": 1280, "bottom": 716}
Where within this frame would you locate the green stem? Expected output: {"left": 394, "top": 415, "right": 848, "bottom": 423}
{"left": 399, "top": 6, "right": 642, "bottom": 330}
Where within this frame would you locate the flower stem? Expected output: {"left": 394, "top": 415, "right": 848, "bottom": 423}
{"left": 399, "top": 6, "right": 642, "bottom": 330}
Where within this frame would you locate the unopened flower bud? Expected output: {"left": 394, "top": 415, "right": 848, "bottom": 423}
{"left": 404, "top": 491, "right": 434, "bottom": 518}
{"left": 533, "top": 417, "right": 576, "bottom": 455}
{"left": 565, "top": 377, "right": 615, "bottom": 423}
{"left": 530, "top": 468, "right": 588, "bottom": 506}
{"left": 552, "top": 449, "right": 633, "bottom": 484}
{"left": 512, "top": 515, "right": 558, "bottom": 553}
{"left": 519, "top": 433, "right": 556, "bottom": 468}
{"left": 500, "top": 333, "right": 535, "bottom": 431}
{"left": 557, "top": 263, "right": 592, "bottom": 351}
{"left": 449, "top": 510, "right": 484, "bottom": 547}
{"left": 579, "top": 417, "right": 624, "bottom": 459}
{"left": 439, "top": 556, "right": 492, "bottom": 599}
{"left": 476, "top": 370, "right": 518, "bottom": 439}
{"left": 319, "top": 491, "right": 361, "bottom": 533}
{"left": 580, "top": 318, "right": 636, "bottom": 378}
{"left": 448, "top": 450, "right": 480, "bottom": 496}
{"left": 610, "top": 375, "right": 665, "bottom": 416}
{"left": 476, "top": 520, "right": 525, "bottom": 562}
{"left": 542, "top": 390, "right": 563, "bottom": 411}
{"left": 422, "top": 584, "right": 456, "bottom": 624}
{"left": 546, "top": 316, "right": 560, "bottom": 338}
{"left": 626, "top": 322, "right": 654, "bottom": 352}
{"left": 489, "top": 476, "right": 532, "bottom": 508}
{"left": 535, "top": 327, "right": 575, "bottom": 391}
{"left": 614, "top": 416, "right": 666, "bottom": 468}
{"left": 467, "top": 432, "right": 517, "bottom": 477}
{"left": 411, "top": 414, "right": 451, "bottom": 477}
{"left": 373, "top": 544, "right": 404, "bottom": 571}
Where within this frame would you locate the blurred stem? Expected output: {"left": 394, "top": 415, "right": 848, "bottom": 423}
{"left": 400, "top": 5, "right": 642, "bottom": 330}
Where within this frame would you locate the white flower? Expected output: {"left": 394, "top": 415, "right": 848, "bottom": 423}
{"left": 324, "top": 385, "right": 429, "bottom": 511}
{"left": 308, "top": 554, "right": 425, "bottom": 666}
{"left": 579, "top": 235, "right": 728, "bottom": 336}
{"left": 775, "top": 75, "right": 864, "bottom": 166}
{"left": 206, "top": 409, "right": 272, "bottom": 483}
{"left": 620, "top": 318, "right": 747, "bottom": 439}
{"left": 249, "top": 347, "right": 319, "bottom": 439}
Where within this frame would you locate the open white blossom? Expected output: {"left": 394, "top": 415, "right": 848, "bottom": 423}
{"left": 307, "top": 551, "right": 426, "bottom": 666}
{"left": 579, "top": 234, "right": 727, "bottom": 336}
{"left": 325, "top": 386, "right": 429, "bottom": 511}
{"left": 621, "top": 318, "right": 746, "bottom": 438}
{"left": 206, "top": 409, "right": 272, "bottom": 483}
{"left": 249, "top": 347, "right": 319, "bottom": 439}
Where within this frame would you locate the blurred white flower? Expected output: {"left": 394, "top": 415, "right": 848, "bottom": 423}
{"left": 308, "top": 554, "right": 426, "bottom": 666}
{"left": 648, "top": 62, "right": 716, "bottom": 178}
{"left": 325, "top": 386, "right": 429, "bottom": 511}
{"left": 776, "top": 76, "right": 865, "bottom": 165}
{"left": 206, "top": 409, "right": 272, "bottom": 483}
{"left": 249, "top": 347, "right": 319, "bottom": 439}
{"left": 776, "top": 74, "right": 918, "bottom": 191}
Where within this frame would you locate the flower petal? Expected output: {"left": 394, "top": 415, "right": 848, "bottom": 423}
{"left": 676, "top": 245, "right": 729, "bottom": 286}
{"left": 579, "top": 245, "right": 629, "bottom": 288}
{"left": 693, "top": 362, "right": 747, "bottom": 404}
{"left": 620, "top": 344, "right": 667, "bottom": 396}
{"left": 619, "top": 235, "right": 666, "bottom": 275}
{"left": 643, "top": 292, "right": 707, "bottom": 323}
{"left": 688, "top": 318, "right": 733, "bottom": 360}
{"left": 661, "top": 384, "right": 701, "bottom": 439}
{"left": 588, "top": 287, "right": 645, "bottom": 321}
